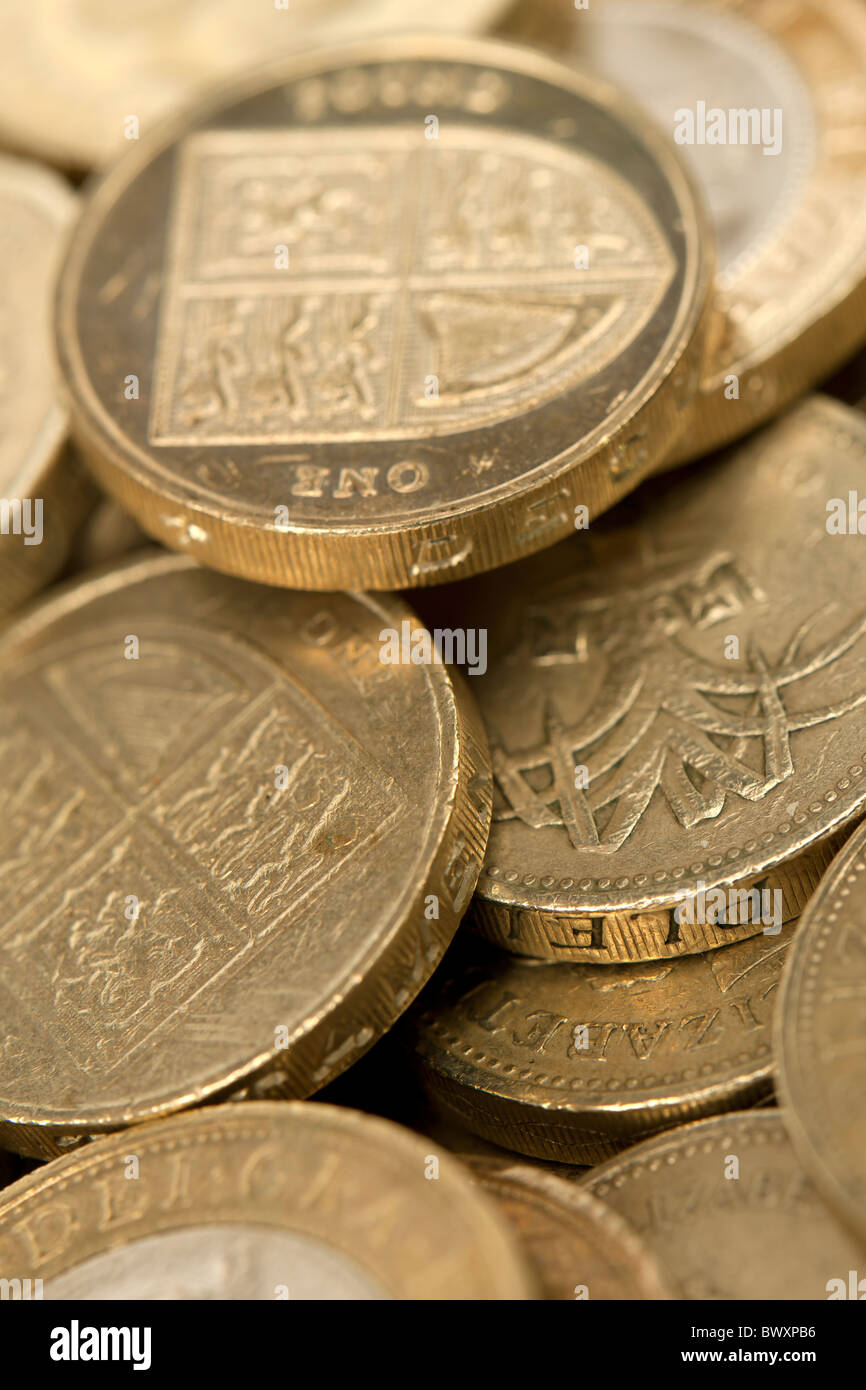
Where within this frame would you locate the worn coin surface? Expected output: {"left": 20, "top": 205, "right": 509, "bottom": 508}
{"left": 0, "top": 1102, "right": 535, "bottom": 1299}
{"left": 466, "top": 1160, "right": 672, "bottom": 1299}
{"left": 777, "top": 820, "right": 866, "bottom": 1244}
{"left": 505, "top": 0, "right": 866, "bottom": 461}
{"left": 55, "top": 36, "right": 712, "bottom": 591}
{"left": 0, "top": 551, "right": 491, "bottom": 1158}
{"left": 0, "top": 1, "right": 513, "bottom": 170}
{"left": 584, "top": 1111, "right": 866, "bottom": 1300}
{"left": 409, "top": 925, "right": 794, "bottom": 1163}
{"left": 0, "top": 155, "right": 93, "bottom": 622}
{"left": 436, "top": 395, "right": 866, "bottom": 960}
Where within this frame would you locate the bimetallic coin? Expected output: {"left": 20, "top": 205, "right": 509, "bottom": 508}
{"left": 444, "top": 395, "right": 866, "bottom": 960}
{"left": 55, "top": 37, "right": 712, "bottom": 591}
{"left": 777, "top": 820, "right": 866, "bottom": 1244}
{"left": 0, "top": 1, "right": 514, "bottom": 170}
{"left": 0, "top": 156, "right": 93, "bottom": 622}
{"left": 504, "top": 0, "right": 866, "bottom": 460}
{"left": 465, "top": 1160, "right": 672, "bottom": 1299}
{"left": 0, "top": 1103, "right": 535, "bottom": 1299}
{"left": 0, "top": 552, "right": 491, "bottom": 1158}
{"left": 409, "top": 926, "right": 794, "bottom": 1163}
{"left": 583, "top": 1112, "right": 866, "bottom": 1300}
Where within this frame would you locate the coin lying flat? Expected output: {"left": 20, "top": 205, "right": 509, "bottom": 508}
{"left": 584, "top": 1111, "right": 866, "bottom": 1300}
{"left": 777, "top": 819, "right": 866, "bottom": 1244}
{"left": 0, "top": 1102, "right": 535, "bottom": 1299}
{"left": 0, "top": 1, "right": 513, "bottom": 171}
{"left": 426, "top": 395, "right": 866, "bottom": 960}
{"left": 409, "top": 925, "right": 794, "bottom": 1163}
{"left": 55, "top": 36, "right": 712, "bottom": 591}
{"left": 505, "top": 0, "right": 866, "bottom": 461}
{"left": 0, "top": 155, "right": 93, "bottom": 622}
{"left": 465, "top": 1160, "right": 672, "bottom": 1299}
{"left": 0, "top": 552, "right": 491, "bottom": 1158}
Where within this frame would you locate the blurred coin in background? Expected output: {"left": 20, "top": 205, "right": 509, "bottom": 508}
{"left": 0, "top": 0, "right": 515, "bottom": 171}
{"left": 0, "top": 155, "right": 93, "bottom": 623}
{"left": 503, "top": 0, "right": 866, "bottom": 461}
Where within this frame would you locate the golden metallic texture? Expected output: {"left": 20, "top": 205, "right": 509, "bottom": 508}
{"left": 0, "top": 552, "right": 491, "bottom": 1158}
{"left": 776, "top": 819, "right": 866, "bottom": 1244}
{"left": 55, "top": 36, "right": 713, "bottom": 590}
{"left": 584, "top": 1111, "right": 866, "bottom": 1299}
{"left": 0, "top": 1102, "right": 535, "bottom": 1299}
{"left": 436, "top": 396, "right": 866, "bottom": 960}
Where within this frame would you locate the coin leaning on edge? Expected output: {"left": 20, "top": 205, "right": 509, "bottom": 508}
{"left": 0, "top": 551, "right": 492, "bottom": 1158}
{"left": 54, "top": 34, "right": 714, "bottom": 591}
{"left": 776, "top": 817, "right": 866, "bottom": 1246}
{"left": 0, "top": 1102, "right": 537, "bottom": 1300}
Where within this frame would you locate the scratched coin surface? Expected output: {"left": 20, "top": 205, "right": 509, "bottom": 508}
{"left": 0, "top": 1, "right": 513, "bottom": 170}
{"left": 465, "top": 1160, "right": 672, "bottom": 1299}
{"left": 433, "top": 395, "right": 866, "bottom": 961}
{"left": 0, "top": 551, "right": 491, "bottom": 1158}
{"left": 409, "top": 924, "right": 794, "bottom": 1163}
{"left": 0, "top": 1102, "right": 535, "bottom": 1299}
{"left": 777, "top": 820, "right": 866, "bottom": 1244}
{"left": 508, "top": 0, "right": 866, "bottom": 460}
{"left": 583, "top": 1111, "right": 866, "bottom": 1299}
{"left": 0, "top": 155, "right": 93, "bottom": 622}
{"left": 55, "top": 36, "right": 712, "bottom": 591}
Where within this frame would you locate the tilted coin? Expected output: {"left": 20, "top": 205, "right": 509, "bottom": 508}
{"left": 504, "top": 0, "right": 866, "bottom": 461}
{"left": 0, "top": 1, "right": 513, "bottom": 170}
{"left": 55, "top": 36, "right": 713, "bottom": 591}
{"left": 424, "top": 395, "right": 866, "bottom": 960}
{"left": 0, "top": 1102, "right": 535, "bottom": 1300}
{"left": 777, "top": 819, "right": 866, "bottom": 1244}
{"left": 0, "top": 155, "right": 93, "bottom": 622}
{"left": 464, "top": 1160, "right": 672, "bottom": 1299}
{"left": 584, "top": 1111, "right": 866, "bottom": 1300}
{"left": 408, "top": 924, "right": 795, "bottom": 1163}
{"left": 0, "top": 551, "right": 491, "bottom": 1158}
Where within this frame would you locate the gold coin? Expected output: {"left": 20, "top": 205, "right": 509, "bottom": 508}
{"left": 776, "top": 819, "right": 866, "bottom": 1244}
{"left": 55, "top": 36, "right": 713, "bottom": 591}
{"left": 0, "top": 1, "right": 513, "bottom": 171}
{"left": 503, "top": 0, "right": 866, "bottom": 461}
{"left": 409, "top": 925, "right": 795, "bottom": 1164}
{"left": 0, "top": 552, "right": 491, "bottom": 1158}
{"left": 0, "top": 1102, "right": 535, "bottom": 1299}
{"left": 463, "top": 1159, "right": 672, "bottom": 1299}
{"left": 0, "top": 155, "right": 93, "bottom": 623}
{"left": 584, "top": 1111, "right": 866, "bottom": 1300}
{"left": 428, "top": 395, "right": 866, "bottom": 961}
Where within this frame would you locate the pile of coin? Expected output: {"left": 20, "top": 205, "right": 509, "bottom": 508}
{"left": 0, "top": 0, "right": 865, "bottom": 1302}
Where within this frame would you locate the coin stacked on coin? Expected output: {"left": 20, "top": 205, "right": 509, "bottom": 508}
{"left": 1, "top": 0, "right": 866, "bottom": 1302}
